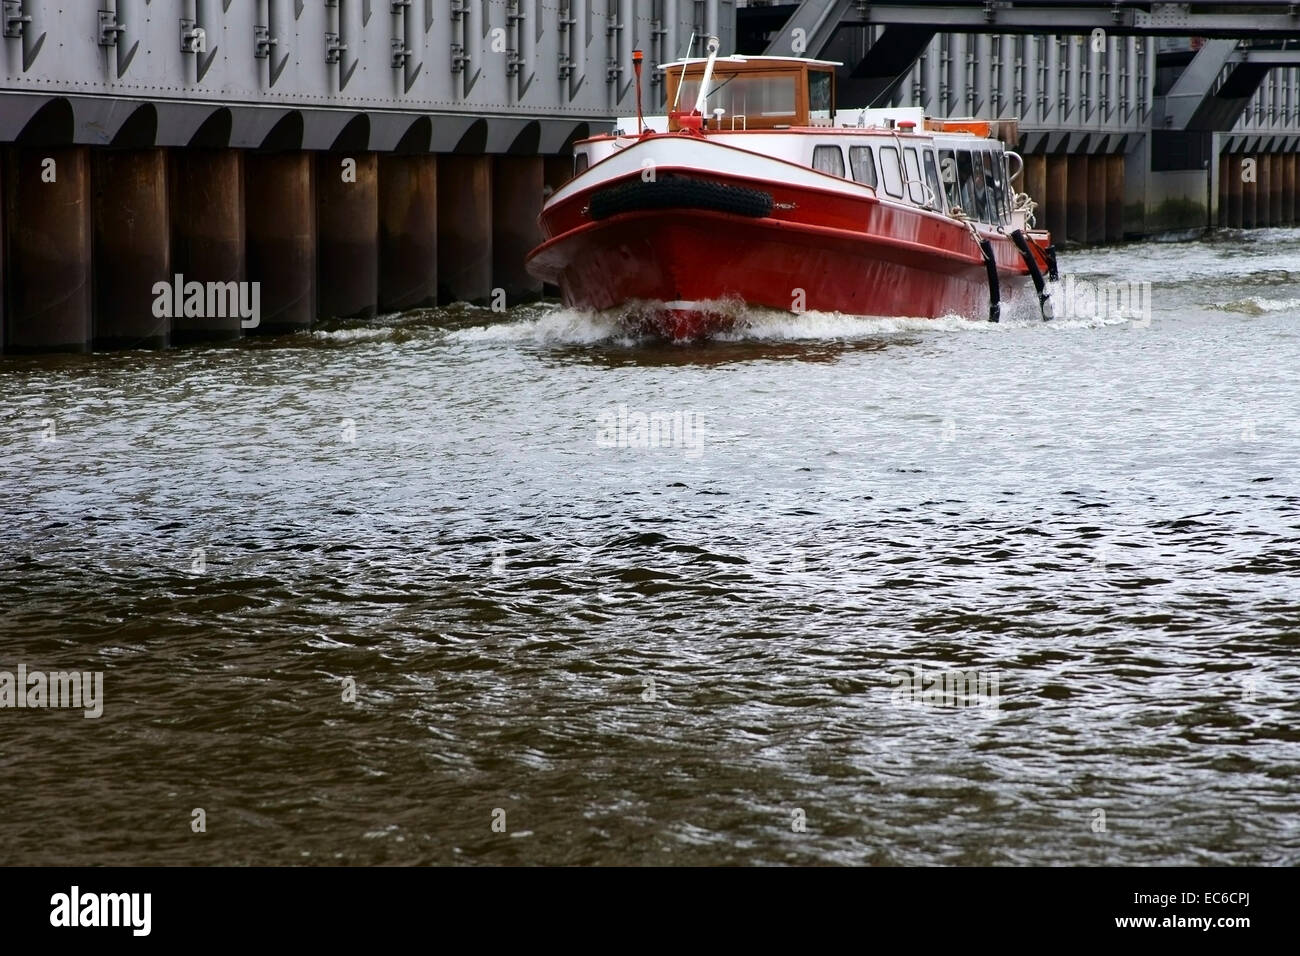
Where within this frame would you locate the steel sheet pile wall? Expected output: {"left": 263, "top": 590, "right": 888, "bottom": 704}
{"left": 0, "top": 0, "right": 728, "bottom": 351}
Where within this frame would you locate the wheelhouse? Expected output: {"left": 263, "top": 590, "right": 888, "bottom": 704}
{"left": 661, "top": 55, "right": 838, "bottom": 131}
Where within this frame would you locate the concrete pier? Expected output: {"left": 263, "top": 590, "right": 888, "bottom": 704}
{"left": 437, "top": 155, "right": 493, "bottom": 305}
{"left": 246, "top": 153, "right": 316, "bottom": 334}
{"left": 3, "top": 147, "right": 93, "bottom": 353}
{"left": 169, "top": 150, "right": 246, "bottom": 343}
{"left": 92, "top": 149, "right": 170, "bottom": 349}
{"left": 492, "top": 156, "right": 544, "bottom": 304}
{"left": 317, "top": 152, "right": 379, "bottom": 319}
{"left": 379, "top": 154, "right": 439, "bottom": 312}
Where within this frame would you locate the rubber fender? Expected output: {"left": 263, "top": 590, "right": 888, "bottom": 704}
{"left": 589, "top": 177, "right": 774, "bottom": 221}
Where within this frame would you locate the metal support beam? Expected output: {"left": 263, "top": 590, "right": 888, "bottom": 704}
{"left": 1153, "top": 39, "right": 1239, "bottom": 130}
{"left": 765, "top": 0, "right": 856, "bottom": 59}
{"left": 854, "top": 2, "right": 1300, "bottom": 38}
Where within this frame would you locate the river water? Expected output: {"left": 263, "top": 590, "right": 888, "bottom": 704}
{"left": 2, "top": 227, "right": 1297, "bottom": 866}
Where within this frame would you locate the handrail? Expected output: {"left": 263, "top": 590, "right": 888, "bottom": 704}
{"left": 1005, "top": 150, "right": 1026, "bottom": 185}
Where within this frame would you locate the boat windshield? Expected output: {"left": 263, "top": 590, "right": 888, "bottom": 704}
{"left": 809, "top": 71, "right": 832, "bottom": 112}
{"left": 678, "top": 72, "right": 798, "bottom": 125}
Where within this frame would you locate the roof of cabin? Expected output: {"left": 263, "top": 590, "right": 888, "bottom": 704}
{"left": 658, "top": 55, "right": 842, "bottom": 71}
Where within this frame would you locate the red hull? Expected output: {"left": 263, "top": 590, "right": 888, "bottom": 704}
{"left": 532, "top": 208, "right": 1038, "bottom": 339}
{"left": 526, "top": 138, "right": 1050, "bottom": 340}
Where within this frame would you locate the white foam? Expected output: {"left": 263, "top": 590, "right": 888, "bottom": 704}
{"left": 310, "top": 327, "right": 395, "bottom": 343}
{"left": 1211, "top": 295, "right": 1300, "bottom": 316}
{"left": 715, "top": 308, "right": 985, "bottom": 340}
{"left": 445, "top": 306, "right": 637, "bottom": 346}
{"left": 440, "top": 297, "right": 1144, "bottom": 346}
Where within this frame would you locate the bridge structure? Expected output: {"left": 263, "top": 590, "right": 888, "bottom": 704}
{"left": 745, "top": 0, "right": 1300, "bottom": 244}
{"left": 0, "top": 1, "right": 1296, "bottom": 353}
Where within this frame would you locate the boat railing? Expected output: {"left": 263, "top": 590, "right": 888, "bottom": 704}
{"left": 731, "top": 114, "right": 747, "bottom": 131}
{"left": 1005, "top": 150, "right": 1025, "bottom": 186}
{"left": 905, "top": 178, "right": 938, "bottom": 209}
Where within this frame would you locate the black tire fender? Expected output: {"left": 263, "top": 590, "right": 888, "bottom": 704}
{"left": 589, "top": 177, "right": 773, "bottom": 220}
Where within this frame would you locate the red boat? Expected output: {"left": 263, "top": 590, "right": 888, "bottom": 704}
{"left": 525, "top": 39, "right": 1059, "bottom": 341}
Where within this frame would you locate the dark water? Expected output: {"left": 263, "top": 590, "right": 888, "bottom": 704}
{"left": 2, "top": 228, "right": 1298, "bottom": 866}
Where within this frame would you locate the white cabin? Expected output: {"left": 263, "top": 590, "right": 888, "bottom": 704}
{"left": 572, "top": 55, "right": 1026, "bottom": 229}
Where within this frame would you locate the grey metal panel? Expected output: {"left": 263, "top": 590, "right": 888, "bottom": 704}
{"left": 538, "top": 117, "right": 588, "bottom": 152}
{"left": 1023, "top": 131, "right": 1047, "bottom": 154}
{"left": 153, "top": 101, "right": 227, "bottom": 147}
{"left": 5, "top": 0, "right": 1299, "bottom": 151}
{"left": 430, "top": 113, "right": 479, "bottom": 151}
{"left": 302, "top": 108, "right": 368, "bottom": 151}
{"left": 0, "top": 0, "right": 683, "bottom": 135}
{"left": 0, "top": 93, "right": 55, "bottom": 141}
{"left": 368, "top": 111, "right": 420, "bottom": 152}
{"left": 230, "top": 108, "right": 296, "bottom": 150}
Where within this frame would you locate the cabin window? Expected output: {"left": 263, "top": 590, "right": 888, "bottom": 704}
{"left": 574, "top": 153, "right": 589, "bottom": 177}
{"left": 956, "top": 150, "right": 977, "bottom": 214}
{"left": 809, "top": 71, "right": 832, "bottom": 113}
{"left": 967, "top": 157, "right": 982, "bottom": 222}
{"left": 813, "top": 145, "right": 846, "bottom": 178}
{"left": 938, "top": 149, "right": 960, "bottom": 210}
{"left": 903, "top": 147, "right": 925, "bottom": 205}
{"left": 879, "top": 146, "right": 904, "bottom": 198}
{"left": 923, "top": 150, "right": 943, "bottom": 210}
{"left": 848, "top": 146, "right": 877, "bottom": 187}
{"left": 972, "top": 152, "right": 987, "bottom": 221}
{"left": 983, "top": 151, "right": 1007, "bottom": 223}
{"left": 677, "top": 73, "right": 798, "bottom": 125}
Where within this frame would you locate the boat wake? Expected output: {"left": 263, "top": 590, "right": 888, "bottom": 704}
{"left": 439, "top": 297, "right": 1149, "bottom": 348}
{"left": 441, "top": 293, "right": 1143, "bottom": 347}
{"left": 444, "top": 305, "right": 641, "bottom": 346}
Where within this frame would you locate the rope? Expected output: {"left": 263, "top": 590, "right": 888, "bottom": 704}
{"left": 1011, "top": 190, "right": 1038, "bottom": 229}
{"left": 948, "top": 207, "right": 985, "bottom": 248}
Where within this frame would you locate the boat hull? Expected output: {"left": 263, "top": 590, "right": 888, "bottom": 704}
{"left": 528, "top": 205, "right": 1036, "bottom": 339}
{"left": 525, "top": 134, "right": 1049, "bottom": 340}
